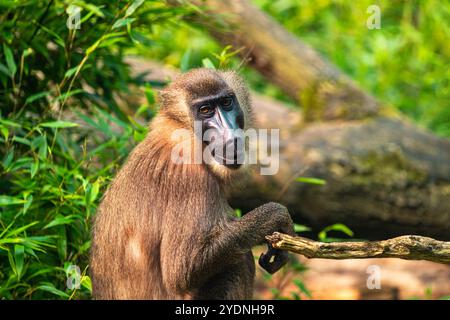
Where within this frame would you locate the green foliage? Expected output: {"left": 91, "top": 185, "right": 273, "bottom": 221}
{"left": 0, "top": 101, "right": 148, "bottom": 299}
{"left": 293, "top": 224, "right": 311, "bottom": 233}
{"left": 0, "top": 0, "right": 187, "bottom": 299}
{"left": 318, "top": 223, "right": 354, "bottom": 242}
{"left": 254, "top": 0, "right": 450, "bottom": 137}
{"left": 1, "top": 0, "right": 448, "bottom": 300}
{"left": 262, "top": 254, "right": 310, "bottom": 300}
{"left": 296, "top": 177, "right": 327, "bottom": 185}
{"left": 408, "top": 287, "right": 450, "bottom": 300}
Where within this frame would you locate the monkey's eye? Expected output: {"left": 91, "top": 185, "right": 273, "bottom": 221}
{"left": 221, "top": 96, "right": 233, "bottom": 110}
{"left": 199, "top": 105, "right": 214, "bottom": 115}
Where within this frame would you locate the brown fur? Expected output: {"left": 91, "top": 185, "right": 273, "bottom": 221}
{"left": 90, "top": 69, "right": 293, "bottom": 299}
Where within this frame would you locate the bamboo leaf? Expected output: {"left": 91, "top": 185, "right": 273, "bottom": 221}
{"left": 3, "top": 44, "right": 16, "bottom": 77}
{"left": 112, "top": 18, "right": 136, "bottom": 29}
{"left": 125, "top": 0, "right": 145, "bottom": 17}
{"left": 14, "top": 245, "right": 25, "bottom": 280}
{"left": 296, "top": 177, "right": 327, "bottom": 185}
{"left": 40, "top": 121, "right": 79, "bottom": 128}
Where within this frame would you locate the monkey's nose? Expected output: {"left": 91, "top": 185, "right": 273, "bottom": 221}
{"left": 225, "top": 137, "right": 239, "bottom": 150}
{"left": 224, "top": 137, "right": 244, "bottom": 161}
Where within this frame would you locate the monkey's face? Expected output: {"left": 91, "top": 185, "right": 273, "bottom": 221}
{"left": 160, "top": 69, "right": 251, "bottom": 177}
{"left": 190, "top": 86, "right": 244, "bottom": 169}
{"left": 191, "top": 88, "right": 245, "bottom": 170}
{"left": 171, "top": 69, "right": 245, "bottom": 170}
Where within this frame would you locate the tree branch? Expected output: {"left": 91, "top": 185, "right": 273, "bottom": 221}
{"left": 266, "top": 232, "right": 450, "bottom": 264}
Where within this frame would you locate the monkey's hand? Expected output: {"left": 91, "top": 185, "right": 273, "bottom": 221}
{"left": 259, "top": 204, "right": 295, "bottom": 274}
{"left": 258, "top": 243, "right": 289, "bottom": 274}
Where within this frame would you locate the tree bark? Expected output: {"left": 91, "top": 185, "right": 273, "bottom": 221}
{"left": 266, "top": 232, "right": 450, "bottom": 264}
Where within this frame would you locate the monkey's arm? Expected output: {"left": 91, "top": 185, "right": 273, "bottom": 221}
{"left": 161, "top": 202, "right": 294, "bottom": 293}
{"left": 233, "top": 202, "right": 295, "bottom": 245}
{"left": 232, "top": 202, "right": 296, "bottom": 274}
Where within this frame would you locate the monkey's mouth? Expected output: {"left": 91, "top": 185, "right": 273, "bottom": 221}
{"left": 204, "top": 135, "right": 245, "bottom": 169}
{"left": 212, "top": 152, "right": 243, "bottom": 169}
{"left": 211, "top": 145, "right": 244, "bottom": 169}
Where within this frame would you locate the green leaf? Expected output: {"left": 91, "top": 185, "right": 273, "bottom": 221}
{"left": 125, "top": 0, "right": 145, "bottom": 17}
{"left": 78, "top": 3, "right": 104, "bottom": 18}
{"left": 202, "top": 58, "right": 216, "bottom": 69}
{"left": 291, "top": 292, "right": 301, "bottom": 300}
{"left": 0, "top": 221, "right": 38, "bottom": 239}
{"left": 112, "top": 17, "right": 136, "bottom": 29}
{"left": 56, "top": 226, "right": 67, "bottom": 260}
{"left": 64, "top": 66, "right": 79, "bottom": 79}
{"left": 296, "top": 177, "right": 326, "bottom": 185}
{"left": 90, "top": 181, "right": 100, "bottom": 204}
{"left": 3, "top": 44, "right": 16, "bottom": 77}
{"left": 35, "top": 24, "right": 65, "bottom": 48}
{"left": 52, "top": 89, "right": 83, "bottom": 102}
{"left": 37, "top": 282, "right": 69, "bottom": 298}
{"left": 40, "top": 121, "right": 79, "bottom": 128}
{"left": 0, "top": 63, "right": 10, "bottom": 77}
{"left": 31, "top": 135, "right": 45, "bottom": 150}
{"left": 81, "top": 275, "right": 92, "bottom": 293}
{"left": 1, "top": 126, "right": 9, "bottom": 141}
{"left": 128, "top": 30, "right": 153, "bottom": 46}
{"left": 98, "top": 36, "right": 126, "bottom": 49}
{"left": 180, "top": 48, "right": 192, "bottom": 72}
{"left": 7, "top": 250, "right": 16, "bottom": 275}
{"left": 294, "top": 224, "right": 311, "bottom": 233}
{"left": 14, "top": 245, "right": 25, "bottom": 280}
{"left": 133, "top": 129, "right": 146, "bottom": 143}
{"left": 38, "top": 136, "right": 48, "bottom": 160}
{"left": 136, "top": 104, "right": 149, "bottom": 116}
{"left": 30, "top": 160, "right": 39, "bottom": 178}
{"left": 144, "top": 85, "right": 155, "bottom": 105}
{"left": 85, "top": 181, "right": 100, "bottom": 206}
{"left": 44, "top": 214, "right": 78, "bottom": 229}
{"left": 2, "top": 147, "right": 14, "bottom": 169}
{"left": 25, "top": 91, "right": 50, "bottom": 105}
{"left": 0, "top": 195, "right": 26, "bottom": 206}
{"left": 23, "top": 195, "right": 33, "bottom": 215}
{"left": 293, "top": 279, "right": 312, "bottom": 298}
{"left": 318, "top": 223, "right": 354, "bottom": 241}
{"left": 0, "top": 119, "right": 21, "bottom": 128}
{"left": 12, "top": 136, "right": 31, "bottom": 146}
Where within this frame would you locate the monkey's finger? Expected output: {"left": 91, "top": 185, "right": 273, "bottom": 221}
{"left": 273, "top": 250, "right": 289, "bottom": 266}
{"left": 258, "top": 251, "right": 281, "bottom": 274}
{"left": 258, "top": 248, "right": 289, "bottom": 274}
{"left": 258, "top": 252, "right": 274, "bottom": 273}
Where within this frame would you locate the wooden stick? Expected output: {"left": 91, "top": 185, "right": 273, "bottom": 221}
{"left": 266, "top": 232, "right": 450, "bottom": 264}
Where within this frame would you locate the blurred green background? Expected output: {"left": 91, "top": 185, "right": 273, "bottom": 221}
{"left": 0, "top": 0, "right": 448, "bottom": 299}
